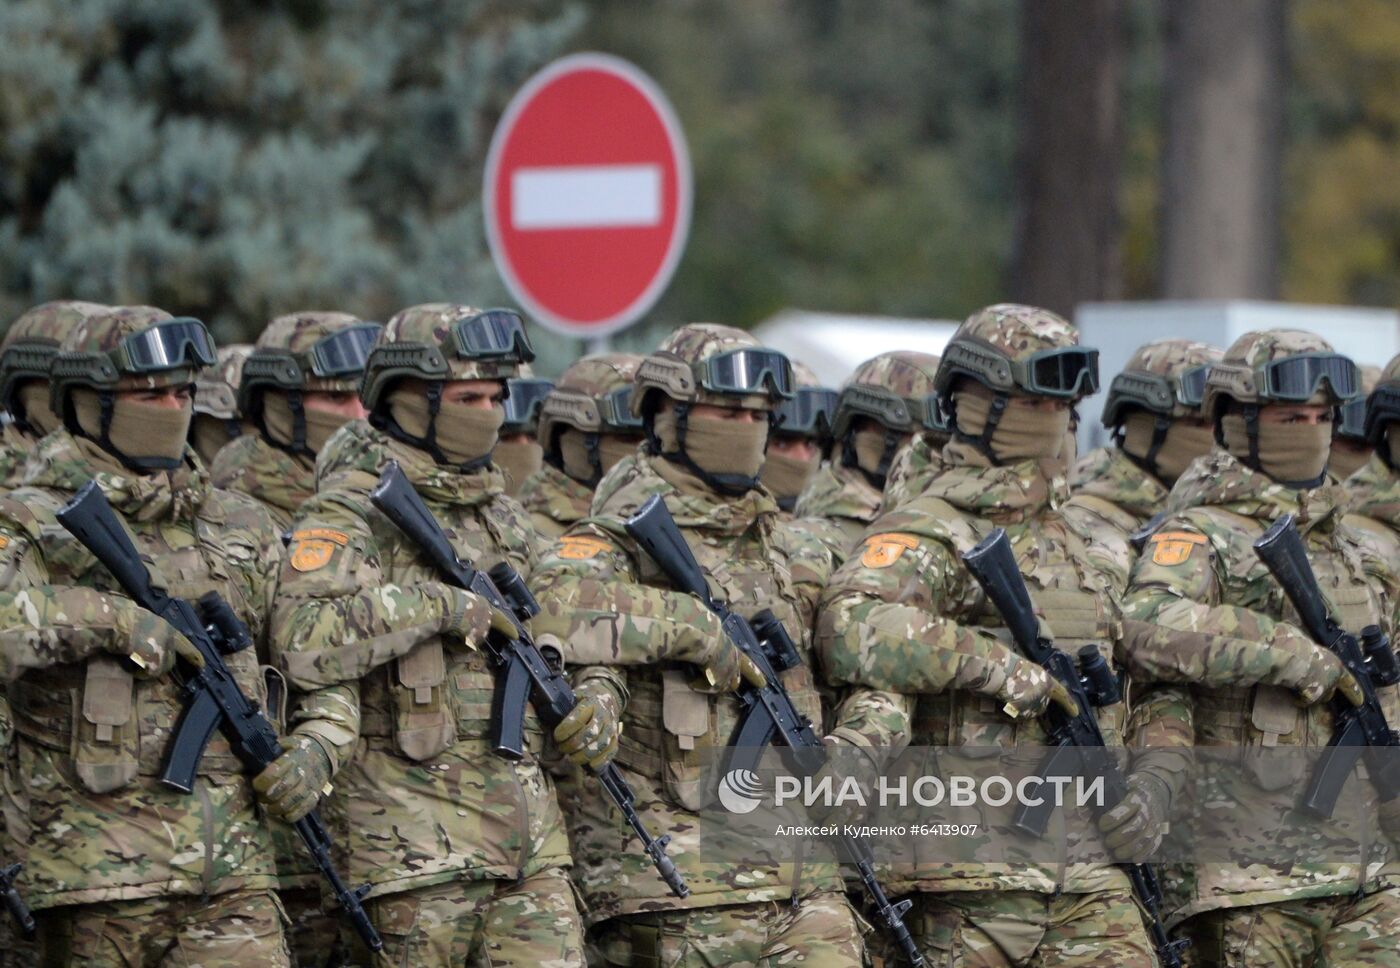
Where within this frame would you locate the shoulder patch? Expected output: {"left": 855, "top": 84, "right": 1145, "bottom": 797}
{"left": 859, "top": 532, "right": 919, "bottom": 568}
{"left": 1149, "top": 530, "right": 1207, "bottom": 566}
{"left": 557, "top": 535, "right": 614, "bottom": 560}
{"left": 289, "top": 529, "right": 348, "bottom": 572}
{"left": 291, "top": 528, "right": 349, "bottom": 546}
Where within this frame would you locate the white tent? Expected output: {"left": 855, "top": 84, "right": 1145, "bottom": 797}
{"left": 753, "top": 309, "right": 960, "bottom": 387}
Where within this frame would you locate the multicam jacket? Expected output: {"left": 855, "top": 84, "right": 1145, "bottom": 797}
{"left": 794, "top": 460, "right": 882, "bottom": 556}
{"left": 210, "top": 432, "right": 315, "bottom": 532}
{"left": 517, "top": 462, "right": 592, "bottom": 540}
{"left": 1344, "top": 454, "right": 1400, "bottom": 594}
{"left": 1069, "top": 446, "right": 1171, "bottom": 538}
{"left": 0, "top": 431, "right": 280, "bottom": 908}
{"left": 529, "top": 451, "right": 906, "bottom": 920}
{"left": 1122, "top": 450, "right": 1400, "bottom": 920}
{"left": 0, "top": 423, "right": 35, "bottom": 487}
{"left": 817, "top": 442, "right": 1136, "bottom": 896}
{"left": 271, "top": 420, "right": 569, "bottom": 900}
{"left": 878, "top": 432, "right": 946, "bottom": 515}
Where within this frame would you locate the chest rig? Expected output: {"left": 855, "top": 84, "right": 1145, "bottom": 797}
{"left": 617, "top": 514, "right": 823, "bottom": 812}
{"left": 12, "top": 498, "right": 264, "bottom": 793}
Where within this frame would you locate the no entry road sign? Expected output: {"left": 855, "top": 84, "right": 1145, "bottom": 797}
{"left": 484, "top": 53, "right": 692, "bottom": 338}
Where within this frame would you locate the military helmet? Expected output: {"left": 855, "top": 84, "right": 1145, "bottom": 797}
{"left": 193, "top": 344, "right": 253, "bottom": 421}
{"left": 51, "top": 306, "right": 216, "bottom": 418}
{"left": 1202, "top": 329, "right": 1359, "bottom": 422}
{"left": 238, "top": 312, "right": 381, "bottom": 419}
{"left": 360, "top": 304, "right": 534, "bottom": 415}
{"left": 832, "top": 351, "right": 943, "bottom": 443}
{"left": 1101, "top": 339, "right": 1223, "bottom": 429}
{"left": 538, "top": 353, "right": 644, "bottom": 452}
{"left": 631, "top": 323, "right": 793, "bottom": 417}
{"left": 1335, "top": 364, "right": 1381, "bottom": 442}
{"left": 772, "top": 360, "right": 837, "bottom": 443}
{"left": 1365, "top": 354, "right": 1400, "bottom": 446}
{"left": 934, "top": 303, "right": 1098, "bottom": 404}
{"left": 501, "top": 364, "right": 554, "bottom": 436}
{"left": 0, "top": 301, "right": 109, "bottom": 424}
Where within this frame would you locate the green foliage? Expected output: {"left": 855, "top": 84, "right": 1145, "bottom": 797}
{"left": 0, "top": 0, "right": 584, "bottom": 342}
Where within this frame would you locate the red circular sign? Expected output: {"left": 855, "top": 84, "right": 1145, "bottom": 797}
{"left": 484, "top": 54, "right": 692, "bottom": 338}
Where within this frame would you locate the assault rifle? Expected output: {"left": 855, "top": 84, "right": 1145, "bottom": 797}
{"left": 961, "top": 527, "right": 1186, "bottom": 968}
{"left": 369, "top": 463, "right": 689, "bottom": 899}
{"left": 625, "top": 494, "right": 924, "bottom": 967}
{"left": 1254, "top": 514, "right": 1400, "bottom": 817}
{"left": 0, "top": 863, "right": 33, "bottom": 939}
{"left": 56, "top": 482, "right": 382, "bottom": 954}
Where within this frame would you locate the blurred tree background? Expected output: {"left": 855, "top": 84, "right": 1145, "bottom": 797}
{"left": 0, "top": 0, "right": 1396, "bottom": 359}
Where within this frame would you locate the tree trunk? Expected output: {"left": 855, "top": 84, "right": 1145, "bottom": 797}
{"left": 1161, "top": 0, "right": 1286, "bottom": 299}
{"left": 1012, "top": 0, "right": 1125, "bottom": 317}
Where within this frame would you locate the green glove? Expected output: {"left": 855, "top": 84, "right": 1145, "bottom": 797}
{"left": 116, "top": 611, "right": 206, "bottom": 678}
{"left": 553, "top": 680, "right": 622, "bottom": 770}
{"left": 1096, "top": 773, "right": 1170, "bottom": 862}
{"left": 253, "top": 735, "right": 332, "bottom": 823}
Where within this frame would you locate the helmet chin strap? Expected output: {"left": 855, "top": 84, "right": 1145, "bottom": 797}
{"left": 840, "top": 425, "right": 901, "bottom": 490}
{"left": 948, "top": 391, "right": 1009, "bottom": 466}
{"left": 645, "top": 402, "right": 766, "bottom": 496}
{"left": 67, "top": 389, "right": 184, "bottom": 473}
{"left": 258, "top": 389, "right": 314, "bottom": 459}
{"left": 1117, "top": 412, "right": 1172, "bottom": 484}
{"left": 377, "top": 381, "right": 492, "bottom": 473}
{"left": 545, "top": 427, "right": 604, "bottom": 488}
{"left": 1217, "top": 403, "right": 1327, "bottom": 490}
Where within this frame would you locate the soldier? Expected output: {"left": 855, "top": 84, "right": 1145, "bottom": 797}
{"left": 189, "top": 344, "right": 253, "bottom": 465}
{"left": 1331, "top": 364, "right": 1382, "bottom": 482}
{"left": 262, "top": 304, "right": 587, "bottom": 965}
{"left": 1345, "top": 354, "right": 1400, "bottom": 569}
{"left": 0, "top": 306, "right": 289, "bottom": 964}
{"left": 517, "top": 353, "right": 643, "bottom": 539}
{"left": 796, "top": 350, "right": 941, "bottom": 553}
{"left": 529, "top": 324, "right": 896, "bottom": 967}
{"left": 1121, "top": 329, "right": 1400, "bottom": 967}
{"left": 817, "top": 305, "right": 1164, "bottom": 966}
{"left": 210, "top": 313, "right": 378, "bottom": 531}
{"left": 0, "top": 301, "right": 108, "bottom": 485}
{"left": 759, "top": 361, "right": 836, "bottom": 514}
{"left": 875, "top": 357, "right": 951, "bottom": 514}
{"left": 1070, "top": 339, "right": 1223, "bottom": 541}
{"left": 496, "top": 368, "right": 554, "bottom": 498}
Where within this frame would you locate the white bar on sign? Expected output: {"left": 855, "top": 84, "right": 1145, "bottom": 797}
{"left": 512, "top": 164, "right": 662, "bottom": 229}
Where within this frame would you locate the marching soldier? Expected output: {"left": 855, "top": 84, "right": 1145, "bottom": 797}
{"left": 1344, "top": 354, "right": 1400, "bottom": 573}
{"left": 189, "top": 344, "right": 254, "bottom": 465}
{"left": 496, "top": 368, "right": 554, "bottom": 498}
{"left": 1331, "top": 364, "right": 1382, "bottom": 482}
{"left": 760, "top": 360, "right": 836, "bottom": 515}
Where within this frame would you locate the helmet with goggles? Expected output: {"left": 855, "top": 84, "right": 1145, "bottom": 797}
{"left": 52, "top": 308, "right": 216, "bottom": 415}
{"left": 1365, "top": 354, "right": 1400, "bottom": 459}
{"left": 832, "top": 351, "right": 944, "bottom": 443}
{"left": 1335, "top": 364, "right": 1380, "bottom": 443}
{"left": 1202, "top": 329, "right": 1359, "bottom": 424}
{"left": 1, "top": 301, "right": 109, "bottom": 433}
{"left": 935, "top": 304, "right": 1099, "bottom": 403}
{"left": 538, "top": 353, "right": 643, "bottom": 482}
{"left": 1102, "top": 340, "right": 1223, "bottom": 429}
{"left": 632, "top": 323, "right": 793, "bottom": 418}
{"left": 501, "top": 366, "right": 555, "bottom": 438}
{"left": 773, "top": 360, "right": 837, "bottom": 445}
{"left": 194, "top": 344, "right": 253, "bottom": 423}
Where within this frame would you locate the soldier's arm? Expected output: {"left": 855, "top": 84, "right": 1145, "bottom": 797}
{"left": 1124, "top": 683, "right": 1194, "bottom": 813}
{"left": 1121, "top": 519, "right": 1330, "bottom": 689}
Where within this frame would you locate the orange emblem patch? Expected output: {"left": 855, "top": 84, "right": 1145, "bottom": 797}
{"left": 557, "top": 535, "right": 614, "bottom": 560}
{"left": 289, "top": 539, "right": 337, "bottom": 572}
{"left": 1149, "top": 531, "right": 1206, "bottom": 566}
{"left": 860, "top": 533, "right": 919, "bottom": 569}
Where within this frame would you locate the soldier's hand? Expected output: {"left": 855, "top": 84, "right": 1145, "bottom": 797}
{"left": 553, "top": 680, "right": 622, "bottom": 770}
{"left": 116, "top": 612, "right": 205, "bottom": 678}
{"left": 805, "top": 737, "right": 877, "bottom": 829}
{"left": 253, "top": 735, "right": 332, "bottom": 824}
{"left": 690, "top": 642, "right": 766, "bottom": 695}
{"left": 439, "top": 585, "right": 517, "bottom": 650}
{"left": 1289, "top": 647, "right": 1357, "bottom": 707}
{"left": 1096, "top": 773, "right": 1170, "bottom": 862}
{"left": 997, "top": 660, "right": 1077, "bottom": 720}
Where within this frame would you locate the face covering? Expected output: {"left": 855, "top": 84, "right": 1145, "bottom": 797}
{"left": 598, "top": 434, "right": 640, "bottom": 476}
{"left": 390, "top": 389, "right": 504, "bottom": 467}
{"left": 559, "top": 429, "right": 598, "bottom": 484}
{"left": 761, "top": 449, "right": 818, "bottom": 501}
{"left": 654, "top": 408, "right": 768, "bottom": 480}
{"left": 852, "top": 427, "right": 903, "bottom": 482}
{"left": 74, "top": 388, "right": 191, "bottom": 468}
{"left": 1222, "top": 412, "right": 1331, "bottom": 485}
{"left": 17, "top": 382, "right": 60, "bottom": 435}
{"left": 263, "top": 393, "right": 355, "bottom": 456}
{"left": 190, "top": 414, "right": 237, "bottom": 465}
{"left": 1328, "top": 440, "right": 1373, "bottom": 480}
{"left": 955, "top": 388, "right": 1069, "bottom": 462}
{"left": 1122, "top": 412, "right": 1216, "bottom": 484}
{"left": 494, "top": 437, "right": 542, "bottom": 495}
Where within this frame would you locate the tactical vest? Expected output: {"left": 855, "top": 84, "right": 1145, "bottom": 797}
{"left": 615, "top": 517, "right": 823, "bottom": 813}
{"left": 9, "top": 497, "right": 266, "bottom": 794}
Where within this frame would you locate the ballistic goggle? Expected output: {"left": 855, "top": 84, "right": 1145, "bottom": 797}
{"left": 115, "top": 318, "right": 217, "bottom": 373}
{"left": 303, "top": 323, "right": 382, "bottom": 378}
{"left": 698, "top": 348, "right": 795, "bottom": 399}
{"left": 501, "top": 378, "right": 554, "bottom": 431}
{"left": 597, "top": 386, "right": 644, "bottom": 431}
{"left": 1103, "top": 362, "right": 1211, "bottom": 426}
{"left": 774, "top": 386, "right": 837, "bottom": 439}
{"left": 1337, "top": 396, "right": 1368, "bottom": 441}
{"left": 1259, "top": 353, "right": 1359, "bottom": 403}
{"left": 451, "top": 309, "right": 535, "bottom": 363}
{"left": 943, "top": 342, "right": 1100, "bottom": 399}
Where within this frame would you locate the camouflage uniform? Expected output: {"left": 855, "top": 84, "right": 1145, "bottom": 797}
{"left": 0, "top": 307, "right": 288, "bottom": 966}
{"left": 1343, "top": 355, "right": 1400, "bottom": 584}
{"left": 1331, "top": 365, "right": 1383, "bottom": 483}
{"left": 1121, "top": 330, "right": 1400, "bottom": 967}
{"left": 271, "top": 304, "right": 583, "bottom": 967}
{"left": 211, "top": 312, "right": 378, "bottom": 967}
{"left": 817, "top": 306, "right": 1159, "bottom": 967}
{"left": 518, "top": 353, "right": 643, "bottom": 540}
{"left": 795, "top": 351, "right": 942, "bottom": 559}
{"left": 761, "top": 360, "right": 836, "bottom": 516}
{"left": 530, "top": 325, "right": 893, "bottom": 967}
{"left": 190, "top": 344, "right": 253, "bottom": 467}
{"left": 497, "top": 366, "right": 553, "bottom": 499}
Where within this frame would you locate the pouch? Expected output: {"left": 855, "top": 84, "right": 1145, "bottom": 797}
{"left": 392, "top": 642, "right": 454, "bottom": 761}
{"left": 73, "top": 656, "right": 138, "bottom": 793}
{"left": 660, "top": 669, "right": 714, "bottom": 812}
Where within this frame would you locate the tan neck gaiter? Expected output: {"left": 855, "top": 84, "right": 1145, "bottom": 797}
{"left": 74, "top": 389, "right": 190, "bottom": 465}
{"left": 389, "top": 389, "right": 504, "bottom": 466}
{"left": 1122, "top": 412, "right": 1216, "bottom": 484}
{"left": 190, "top": 414, "right": 237, "bottom": 465}
{"left": 761, "top": 450, "right": 818, "bottom": 501}
{"left": 655, "top": 408, "right": 767, "bottom": 479}
{"left": 1222, "top": 412, "right": 1332, "bottom": 484}
{"left": 598, "top": 434, "right": 641, "bottom": 475}
{"left": 955, "top": 388, "right": 1068, "bottom": 462}
{"left": 495, "top": 438, "right": 543, "bottom": 495}
{"left": 262, "top": 392, "right": 352, "bottom": 455}
{"left": 853, "top": 427, "right": 903, "bottom": 479}
{"left": 559, "top": 428, "right": 598, "bottom": 483}
{"left": 1328, "top": 440, "right": 1373, "bottom": 480}
{"left": 17, "top": 382, "right": 59, "bottom": 435}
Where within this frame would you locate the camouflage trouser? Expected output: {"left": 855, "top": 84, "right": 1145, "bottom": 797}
{"left": 594, "top": 891, "right": 868, "bottom": 968}
{"left": 893, "top": 889, "right": 1156, "bottom": 968}
{"left": 1179, "top": 888, "right": 1400, "bottom": 968}
{"left": 281, "top": 885, "right": 340, "bottom": 968}
{"left": 35, "top": 888, "right": 290, "bottom": 967}
{"left": 350, "top": 867, "right": 585, "bottom": 967}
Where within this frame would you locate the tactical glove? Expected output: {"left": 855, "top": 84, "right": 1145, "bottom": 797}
{"left": 996, "top": 657, "right": 1078, "bottom": 720}
{"left": 553, "top": 679, "right": 623, "bottom": 770}
{"left": 805, "top": 736, "right": 879, "bottom": 829}
{"left": 438, "top": 584, "right": 519, "bottom": 650}
{"left": 1285, "top": 643, "right": 1363, "bottom": 708}
{"left": 1096, "top": 773, "right": 1170, "bottom": 861}
{"left": 114, "top": 611, "right": 205, "bottom": 678}
{"left": 253, "top": 734, "right": 332, "bottom": 823}
{"left": 690, "top": 641, "right": 767, "bottom": 695}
